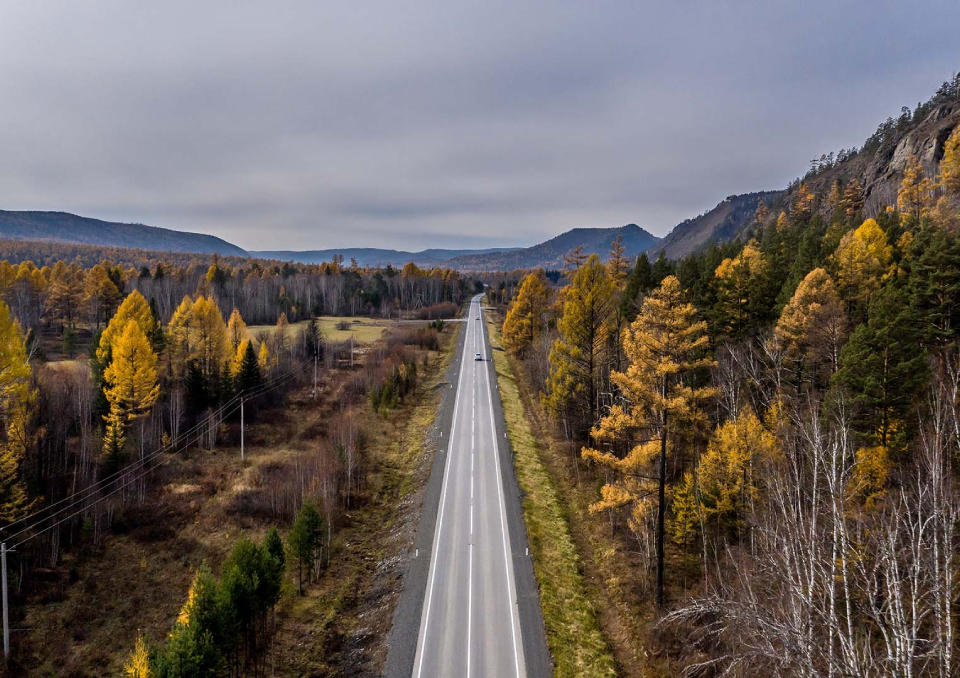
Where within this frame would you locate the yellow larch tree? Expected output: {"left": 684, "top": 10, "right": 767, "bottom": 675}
{"left": 897, "top": 153, "right": 936, "bottom": 223}
{"left": 792, "top": 182, "right": 815, "bottom": 218}
{"left": 562, "top": 245, "right": 588, "bottom": 278}
{"left": 226, "top": 308, "right": 248, "bottom": 353}
{"left": 775, "top": 267, "right": 848, "bottom": 375}
{"left": 258, "top": 340, "right": 272, "bottom": 375}
{"left": 834, "top": 218, "right": 892, "bottom": 311}
{"left": 167, "top": 295, "right": 194, "bottom": 379}
{"left": 103, "top": 321, "right": 160, "bottom": 461}
{"left": 502, "top": 269, "right": 549, "bottom": 356}
{"left": 714, "top": 242, "right": 766, "bottom": 337}
{"left": 0, "top": 301, "right": 35, "bottom": 522}
{"left": 776, "top": 211, "right": 789, "bottom": 232}
{"left": 124, "top": 633, "right": 152, "bottom": 678}
{"left": 543, "top": 254, "right": 614, "bottom": 435}
{"left": 842, "top": 178, "right": 865, "bottom": 219}
{"left": 940, "top": 124, "right": 960, "bottom": 195}
{"left": 232, "top": 337, "right": 251, "bottom": 377}
{"left": 672, "top": 407, "right": 780, "bottom": 545}
{"left": 97, "top": 290, "right": 157, "bottom": 366}
{"left": 754, "top": 200, "right": 770, "bottom": 226}
{"left": 46, "top": 261, "right": 84, "bottom": 329}
{"left": 847, "top": 444, "right": 892, "bottom": 512}
{"left": 189, "top": 296, "right": 230, "bottom": 381}
{"left": 606, "top": 235, "right": 629, "bottom": 289}
{"left": 84, "top": 263, "right": 121, "bottom": 327}
{"left": 581, "top": 275, "right": 714, "bottom": 608}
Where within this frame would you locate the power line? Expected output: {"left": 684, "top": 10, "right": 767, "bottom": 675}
{"left": 11, "top": 359, "right": 309, "bottom": 549}
{"left": 1, "top": 358, "right": 308, "bottom": 538}
{"left": 6, "top": 359, "right": 311, "bottom": 548}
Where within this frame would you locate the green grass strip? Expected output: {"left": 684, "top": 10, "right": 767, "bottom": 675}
{"left": 486, "top": 317, "right": 619, "bottom": 678}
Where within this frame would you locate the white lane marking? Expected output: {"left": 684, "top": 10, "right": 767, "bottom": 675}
{"left": 467, "top": 541, "right": 474, "bottom": 678}
{"left": 479, "top": 305, "right": 523, "bottom": 677}
{"left": 467, "top": 297, "right": 478, "bottom": 678}
{"left": 413, "top": 298, "right": 476, "bottom": 678}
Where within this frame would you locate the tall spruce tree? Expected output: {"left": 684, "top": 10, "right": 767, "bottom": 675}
{"left": 833, "top": 285, "right": 927, "bottom": 447}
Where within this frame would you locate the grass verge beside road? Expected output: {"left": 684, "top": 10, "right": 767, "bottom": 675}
{"left": 486, "top": 315, "right": 618, "bottom": 678}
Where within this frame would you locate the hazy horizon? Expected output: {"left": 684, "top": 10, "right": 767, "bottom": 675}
{"left": 2, "top": 1, "right": 958, "bottom": 251}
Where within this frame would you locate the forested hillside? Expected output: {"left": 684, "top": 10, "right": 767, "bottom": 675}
{"left": 1, "top": 253, "right": 466, "bottom": 335}
{"left": 651, "top": 73, "right": 960, "bottom": 259}
{"left": 656, "top": 191, "right": 784, "bottom": 259}
{"left": 491, "top": 83, "right": 960, "bottom": 675}
{"left": 0, "top": 210, "right": 247, "bottom": 256}
{"left": 447, "top": 223, "right": 660, "bottom": 270}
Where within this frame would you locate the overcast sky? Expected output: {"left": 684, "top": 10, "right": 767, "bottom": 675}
{"left": 1, "top": 2, "right": 958, "bottom": 251}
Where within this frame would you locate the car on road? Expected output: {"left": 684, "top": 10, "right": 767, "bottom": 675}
{"left": 475, "top": 352, "right": 482, "bottom": 361}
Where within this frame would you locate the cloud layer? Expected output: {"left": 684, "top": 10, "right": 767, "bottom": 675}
{"left": 2, "top": 1, "right": 958, "bottom": 250}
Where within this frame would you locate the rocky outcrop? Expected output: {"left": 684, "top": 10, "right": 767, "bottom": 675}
{"left": 654, "top": 190, "right": 785, "bottom": 259}
{"left": 653, "top": 95, "right": 960, "bottom": 260}
{"left": 791, "top": 102, "right": 960, "bottom": 221}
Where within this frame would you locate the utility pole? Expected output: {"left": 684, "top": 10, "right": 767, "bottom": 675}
{"left": 240, "top": 398, "right": 245, "bottom": 462}
{"left": 313, "top": 354, "right": 318, "bottom": 400}
{"left": 350, "top": 334, "right": 354, "bottom": 368}
{"left": 2, "top": 542, "right": 9, "bottom": 661}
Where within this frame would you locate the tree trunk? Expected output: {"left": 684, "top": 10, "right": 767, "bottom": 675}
{"left": 656, "top": 419, "right": 667, "bottom": 610}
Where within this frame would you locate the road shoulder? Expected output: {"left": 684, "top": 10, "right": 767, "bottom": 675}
{"left": 383, "top": 313, "right": 467, "bottom": 678}
{"left": 481, "top": 308, "right": 554, "bottom": 678}
{"left": 485, "top": 311, "right": 618, "bottom": 678}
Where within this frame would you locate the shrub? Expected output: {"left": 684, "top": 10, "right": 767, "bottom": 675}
{"left": 417, "top": 301, "right": 457, "bottom": 320}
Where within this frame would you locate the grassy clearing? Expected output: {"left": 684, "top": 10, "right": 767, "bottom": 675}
{"left": 42, "top": 358, "right": 87, "bottom": 372}
{"left": 486, "top": 315, "right": 618, "bottom": 678}
{"left": 248, "top": 316, "right": 394, "bottom": 345}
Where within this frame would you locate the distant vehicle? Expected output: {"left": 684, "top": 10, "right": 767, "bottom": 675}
{"left": 475, "top": 352, "right": 482, "bottom": 361}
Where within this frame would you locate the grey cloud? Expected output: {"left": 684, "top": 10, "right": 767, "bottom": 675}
{"left": 1, "top": 1, "right": 958, "bottom": 251}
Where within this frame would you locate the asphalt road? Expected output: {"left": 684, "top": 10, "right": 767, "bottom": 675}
{"left": 413, "top": 295, "right": 526, "bottom": 677}
{"left": 384, "top": 294, "right": 549, "bottom": 678}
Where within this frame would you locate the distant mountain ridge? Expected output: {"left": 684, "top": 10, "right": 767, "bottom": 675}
{"left": 654, "top": 191, "right": 785, "bottom": 259}
{"left": 251, "top": 246, "right": 520, "bottom": 268}
{"left": 446, "top": 223, "right": 660, "bottom": 271}
{"left": 0, "top": 210, "right": 247, "bottom": 256}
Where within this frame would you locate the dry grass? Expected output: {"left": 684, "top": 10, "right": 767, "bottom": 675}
{"left": 248, "top": 316, "right": 393, "bottom": 345}
{"left": 42, "top": 358, "right": 87, "bottom": 372}
{"left": 268, "top": 329, "right": 457, "bottom": 675}
{"left": 20, "top": 445, "right": 257, "bottom": 675}
{"left": 18, "top": 327, "right": 458, "bottom": 677}
{"left": 486, "top": 314, "right": 618, "bottom": 678}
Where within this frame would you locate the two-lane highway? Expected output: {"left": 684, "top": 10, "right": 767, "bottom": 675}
{"left": 412, "top": 295, "right": 526, "bottom": 677}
